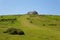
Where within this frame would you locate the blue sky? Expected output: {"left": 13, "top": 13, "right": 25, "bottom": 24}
{"left": 0, "top": 0, "right": 60, "bottom": 15}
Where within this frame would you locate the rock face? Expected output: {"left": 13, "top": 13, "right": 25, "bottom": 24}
{"left": 27, "top": 11, "right": 38, "bottom": 15}
{"left": 4, "top": 28, "right": 24, "bottom": 35}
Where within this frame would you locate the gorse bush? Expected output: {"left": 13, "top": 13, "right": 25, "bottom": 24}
{"left": 0, "top": 18, "right": 17, "bottom": 24}
{"left": 27, "top": 18, "right": 30, "bottom": 20}
{"left": 43, "top": 24, "right": 45, "bottom": 26}
{"left": 48, "top": 24, "right": 57, "bottom": 26}
{"left": 4, "top": 28, "right": 25, "bottom": 35}
{"left": 30, "top": 20, "right": 33, "bottom": 23}
{"left": 0, "top": 16, "right": 3, "bottom": 18}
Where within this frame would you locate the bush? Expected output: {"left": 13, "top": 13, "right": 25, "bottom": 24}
{"left": 3, "top": 28, "right": 25, "bottom": 35}
{"left": 43, "top": 24, "right": 45, "bottom": 26}
{"left": 1, "top": 16, "right": 3, "bottom": 18}
{"left": 30, "top": 21, "right": 33, "bottom": 23}
{"left": 27, "top": 18, "right": 30, "bottom": 20}
{"left": 48, "top": 24, "right": 57, "bottom": 26}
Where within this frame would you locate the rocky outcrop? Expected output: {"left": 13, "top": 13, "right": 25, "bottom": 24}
{"left": 27, "top": 11, "right": 38, "bottom": 15}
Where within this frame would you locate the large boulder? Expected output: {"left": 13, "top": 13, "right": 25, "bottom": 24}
{"left": 4, "top": 28, "right": 24, "bottom": 35}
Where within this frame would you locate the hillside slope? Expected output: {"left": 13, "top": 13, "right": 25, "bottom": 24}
{"left": 0, "top": 14, "right": 60, "bottom": 40}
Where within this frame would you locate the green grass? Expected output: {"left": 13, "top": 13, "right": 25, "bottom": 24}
{"left": 0, "top": 14, "right": 60, "bottom": 40}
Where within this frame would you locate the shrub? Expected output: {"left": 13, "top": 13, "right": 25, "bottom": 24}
{"left": 43, "top": 24, "right": 45, "bottom": 26}
{"left": 48, "top": 24, "right": 57, "bottom": 26}
{"left": 30, "top": 21, "right": 33, "bottom": 23}
{"left": 3, "top": 28, "right": 25, "bottom": 35}
{"left": 1, "top": 16, "right": 3, "bottom": 18}
{"left": 27, "top": 18, "right": 30, "bottom": 20}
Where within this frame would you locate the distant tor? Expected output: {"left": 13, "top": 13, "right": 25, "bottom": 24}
{"left": 27, "top": 11, "right": 38, "bottom": 15}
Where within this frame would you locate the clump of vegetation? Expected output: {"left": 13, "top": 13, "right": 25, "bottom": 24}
{"left": 3, "top": 28, "right": 25, "bottom": 35}
{"left": 0, "top": 16, "right": 3, "bottom": 18}
{"left": 30, "top": 21, "right": 33, "bottom": 23}
{"left": 48, "top": 24, "right": 57, "bottom": 26}
{"left": 0, "top": 18, "right": 16, "bottom": 22}
{"left": 27, "top": 18, "right": 30, "bottom": 20}
{"left": 0, "top": 18, "right": 17, "bottom": 24}
{"left": 43, "top": 24, "right": 46, "bottom": 26}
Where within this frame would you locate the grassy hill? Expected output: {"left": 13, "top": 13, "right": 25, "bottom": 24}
{"left": 0, "top": 14, "right": 60, "bottom": 40}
